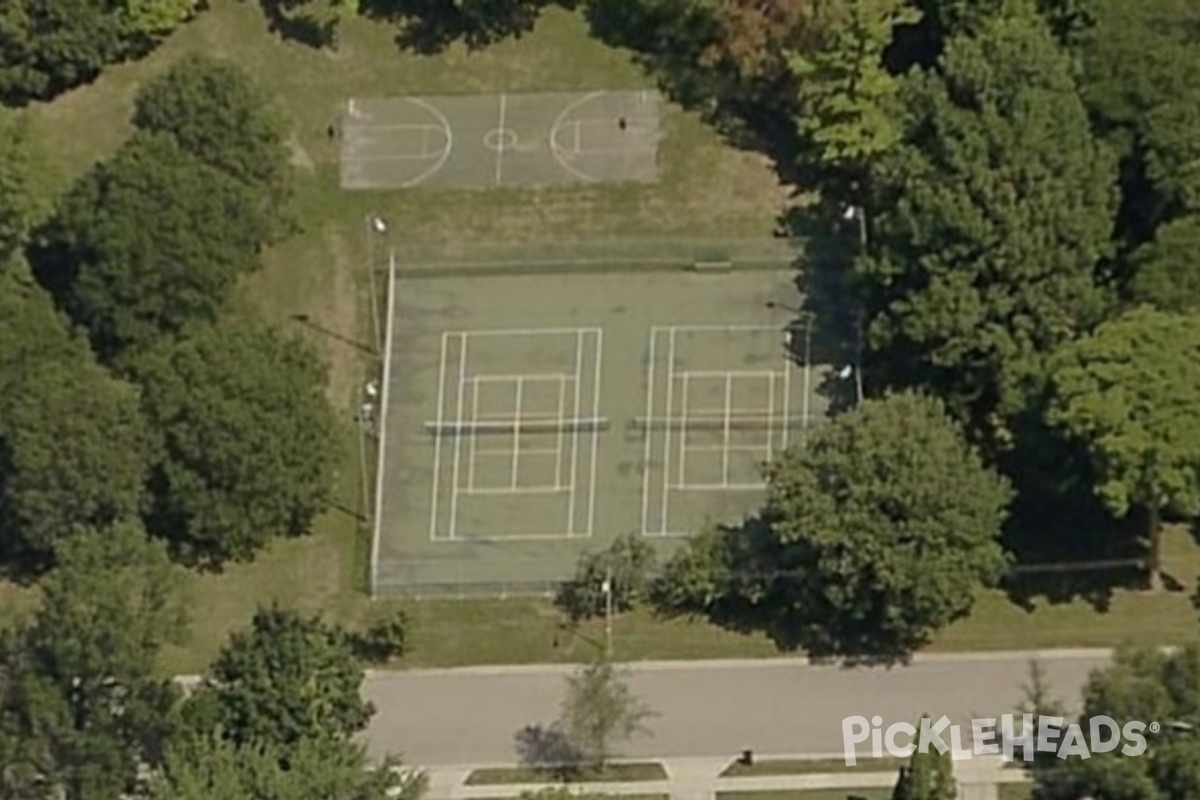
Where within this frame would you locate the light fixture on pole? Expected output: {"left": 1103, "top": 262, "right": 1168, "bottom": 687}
{"left": 365, "top": 215, "right": 387, "bottom": 354}
{"left": 601, "top": 568, "right": 613, "bottom": 659}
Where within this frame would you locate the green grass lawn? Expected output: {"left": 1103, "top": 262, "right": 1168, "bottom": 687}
{"left": 717, "top": 790, "right": 891, "bottom": 800}
{"left": 720, "top": 758, "right": 907, "bottom": 778}
{"left": 999, "top": 784, "right": 1033, "bottom": 800}
{"left": 465, "top": 763, "right": 668, "bottom": 786}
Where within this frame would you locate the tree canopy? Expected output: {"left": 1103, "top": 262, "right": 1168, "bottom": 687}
{"left": 1032, "top": 645, "right": 1200, "bottom": 800}
{"left": 860, "top": 0, "right": 1116, "bottom": 438}
{"left": 32, "top": 132, "right": 271, "bottom": 363}
{"left": 186, "top": 606, "right": 374, "bottom": 748}
{"left": 0, "top": 265, "right": 150, "bottom": 574}
{"left": 655, "top": 391, "right": 1012, "bottom": 663}
{"left": 130, "top": 321, "right": 337, "bottom": 568}
{"left": 1045, "top": 306, "right": 1200, "bottom": 583}
{"left": 0, "top": 0, "right": 201, "bottom": 106}
{"left": 0, "top": 525, "right": 184, "bottom": 800}
{"left": 133, "top": 54, "right": 292, "bottom": 231}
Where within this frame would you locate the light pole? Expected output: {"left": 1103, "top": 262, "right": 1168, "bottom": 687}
{"left": 357, "top": 388, "right": 374, "bottom": 525}
{"left": 602, "top": 567, "right": 613, "bottom": 659}
{"left": 842, "top": 204, "right": 867, "bottom": 405}
{"left": 365, "top": 215, "right": 386, "bottom": 354}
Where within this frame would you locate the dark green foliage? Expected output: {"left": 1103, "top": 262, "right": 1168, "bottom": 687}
{"left": 1031, "top": 645, "right": 1200, "bottom": 800}
{"left": 0, "top": 266, "right": 150, "bottom": 575}
{"left": 0, "top": 0, "right": 199, "bottom": 106}
{"left": 1045, "top": 306, "right": 1200, "bottom": 581}
{"left": 0, "top": 111, "right": 43, "bottom": 260}
{"left": 129, "top": 321, "right": 337, "bottom": 568}
{"left": 349, "top": 608, "right": 409, "bottom": 664}
{"left": 361, "top": 0, "right": 563, "bottom": 53}
{"left": 654, "top": 392, "right": 1012, "bottom": 663}
{"left": 862, "top": 2, "right": 1116, "bottom": 437}
{"left": 32, "top": 132, "right": 271, "bottom": 362}
{"left": 0, "top": 355, "right": 150, "bottom": 570}
{"left": 891, "top": 730, "right": 957, "bottom": 800}
{"left": 1078, "top": 0, "right": 1200, "bottom": 254}
{"left": 1128, "top": 214, "right": 1200, "bottom": 312}
{"left": 0, "top": 525, "right": 184, "bottom": 800}
{"left": 133, "top": 54, "right": 292, "bottom": 229}
{"left": 147, "top": 733, "right": 428, "bottom": 800}
{"left": 555, "top": 534, "right": 656, "bottom": 624}
{"left": 191, "top": 606, "right": 374, "bottom": 748}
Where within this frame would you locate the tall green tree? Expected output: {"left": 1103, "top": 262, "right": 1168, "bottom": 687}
{"left": 1128, "top": 214, "right": 1200, "bottom": 313}
{"left": 130, "top": 321, "right": 337, "bottom": 568}
{"left": 1045, "top": 306, "right": 1200, "bottom": 586}
{"left": 559, "top": 657, "right": 654, "bottom": 770}
{"left": 1031, "top": 645, "right": 1200, "bottom": 800}
{"left": 133, "top": 54, "right": 292, "bottom": 230}
{"left": 185, "top": 606, "right": 373, "bottom": 748}
{"left": 1078, "top": 0, "right": 1200, "bottom": 258}
{"left": 861, "top": 0, "right": 1116, "bottom": 441}
{"left": 0, "top": 265, "right": 149, "bottom": 575}
{"left": 654, "top": 392, "right": 1012, "bottom": 663}
{"left": 32, "top": 132, "right": 271, "bottom": 362}
{"left": 791, "top": 0, "right": 919, "bottom": 170}
{"left": 0, "top": 356, "right": 150, "bottom": 570}
{"left": 0, "top": 110, "right": 44, "bottom": 260}
{"left": 147, "top": 733, "right": 427, "bottom": 800}
{"left": 0, "top": 0, "right": 200, "bottom": 106}
{"left": 0, "top": 525, "right": 185, "bottom": 800}
{"left": 892, "top": 727, "right": 957, "bottom": 800}
{"left": 555, "top": 534, "right": 657, "bottom": 625}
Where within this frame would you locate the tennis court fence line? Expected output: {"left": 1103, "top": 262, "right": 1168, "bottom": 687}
{"left": 388, "top": 236, "right": 803, "bottom": 277}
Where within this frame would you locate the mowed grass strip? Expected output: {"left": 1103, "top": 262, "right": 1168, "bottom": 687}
{"left": 720, "top": 758, "right": 907, "bottom": 778}
{"left": 465, "top": 763, "right": 669, "bottom": 785}
{"left": 717, "top": 789, "right": 892, "bottom": 800}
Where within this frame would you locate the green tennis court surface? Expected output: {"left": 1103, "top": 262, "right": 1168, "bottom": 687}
{"left": 340, "top": 90, "right": 662, "bottom": 190}
{"left": 372, "top": 260, "right": 837, "bottom": 596}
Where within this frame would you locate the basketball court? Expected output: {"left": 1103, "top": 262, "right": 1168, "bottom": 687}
{"left": 340, "top": 91, "right": 662, "bottom": 190}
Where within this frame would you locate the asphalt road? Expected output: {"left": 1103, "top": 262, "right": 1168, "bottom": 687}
{"left": 362, "top": 651, "right": 1113, "bottom": 766}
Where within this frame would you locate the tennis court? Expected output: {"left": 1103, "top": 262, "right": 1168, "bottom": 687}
{"left": 372, "top": 257, "right": 835, "bottom": 595}
{"left": 340, "top": 90, "right": 662, "bottom": 190}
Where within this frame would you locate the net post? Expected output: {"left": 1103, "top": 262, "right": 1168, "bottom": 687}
{"left": 370, "top": 248, "right": 397, "bottom": 601}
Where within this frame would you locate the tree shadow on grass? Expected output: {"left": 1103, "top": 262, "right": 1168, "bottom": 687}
{"left": 514, "top": 722, "right": 583, "bottom": 780}
{"left": 358, "top": 0, "right": 565, "bottom": 54}
{"left": 255, "top": 0, "right": 339, "bottom": 49}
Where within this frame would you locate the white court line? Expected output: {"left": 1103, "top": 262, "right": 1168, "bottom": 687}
{"left": 554, "top": 374, "right": 567, "bottom": 490}
{"left": 684, "top": 370, "right": 779, "bottom": 379}
{"left": 474, "top": 446, "right": 559, "bottom": 457}
{"left": 566, "top": 331, "right": 583, "bottom": 534}
{"left": 674, "top": 482, "right": 764, "bottom": 492}
{"left": 586, "top": 329, "right": 602, "bottom": 538}
{"left": 640, "top": 328, "right": 658, "bottom": 537}
{"left": 495, "top": 93, "right": 507, "bottom": 187}
{"left": 353, "top": 123, "right": 443, "bottom": 132}
{"left": 342, "top": 153, "right": 442, "bottom": 163}
{"left": 463, "top": 486, "right": 564, "bottom": 497}
{"left": 660, "top": 328, "right": 677, "bottom": 537}
{"left": 511, "top": 377, "right": 524, "bottom": 490}
{"left": 427, "top": 333, "right": 451, "bottom": 542}
{"left": 456, "top": 327, "right": 591, "bottom": 337}
{"left": 723, "top": 372, "right": 733, "bottom": 486}
{"left": 665, "top": 324, "right": 781, "bottom": 333}
{"left": 447, "top": 333, "right": 469, "bottom": 541}
{"left": 677, "top": 372, "right": 690, "bottom": 488}
{"left": 468, "top": 376, "right": 481, "bottom": 491}
{"left": 468, "top": 373, "right": 572, "bottom": 383}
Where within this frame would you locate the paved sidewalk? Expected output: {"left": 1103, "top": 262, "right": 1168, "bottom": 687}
{"left": 427, "top": 755, "right": 1031, "bottom": 800}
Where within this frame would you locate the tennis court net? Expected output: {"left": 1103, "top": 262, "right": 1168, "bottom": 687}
{"left": 631, "top": 414, "right": 805, "bottom": 432}
{"left": 425, "top": 417, "right": 610, "bottom": 435}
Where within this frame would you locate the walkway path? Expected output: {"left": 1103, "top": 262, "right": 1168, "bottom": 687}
{"left": 422, "top": 755, "right": 1030, "bottom": 800}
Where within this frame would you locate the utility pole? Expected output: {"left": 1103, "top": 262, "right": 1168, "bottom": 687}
{"left": 365, "top": 215, "right": 386, "bottom": 354}
{"left": 852, "top": 204, "right": 867, "bottom": 405}
{"left": 357, "top": 394, "right": 372, "bottom": 526}
{"left": 602, "top": 566, "right": 613, "bottom": 659}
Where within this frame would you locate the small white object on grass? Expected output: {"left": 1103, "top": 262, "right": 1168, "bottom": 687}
{"left": 838, "top": 365, "right": 854, "bottom": 379}
{"left": 842, "top": 206, "right": 856, "bottom": 221}
{"left": 365, "top": 381, "right": 378, "bottom": 398}
{"left": 371, "top": 216, "right": 387, "bottom": 234}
